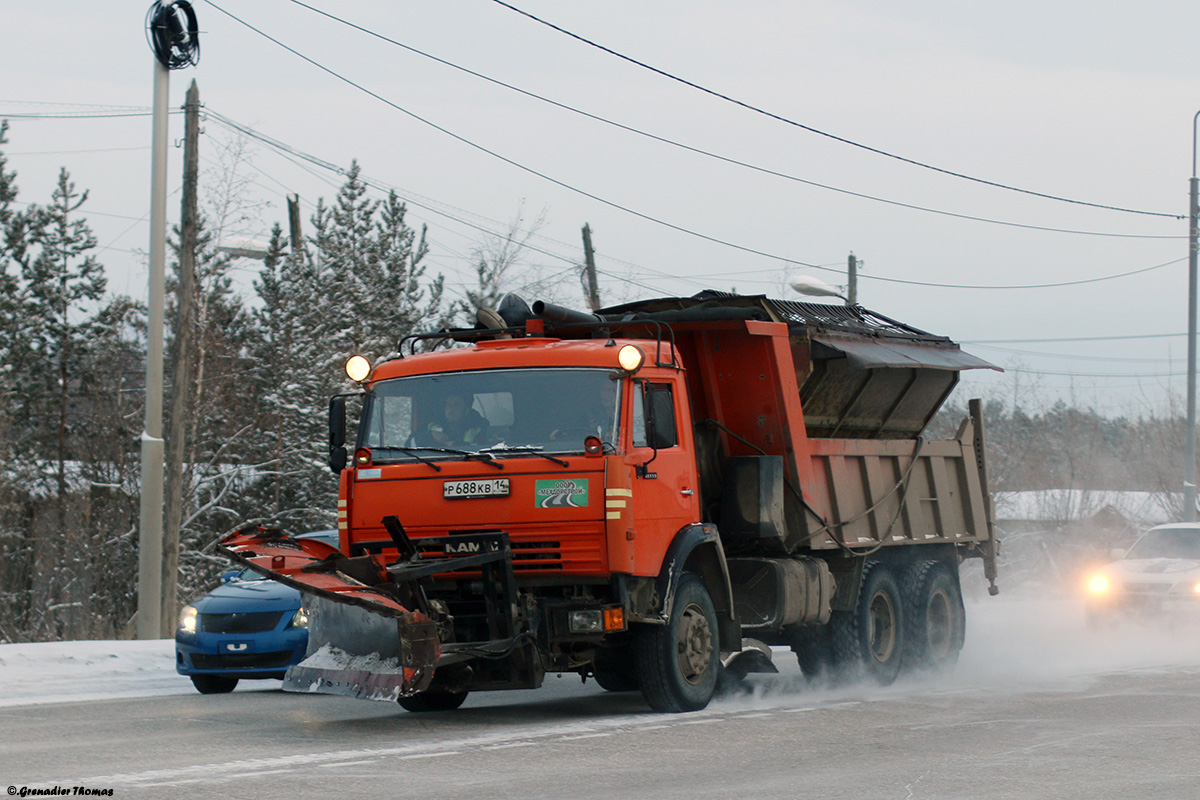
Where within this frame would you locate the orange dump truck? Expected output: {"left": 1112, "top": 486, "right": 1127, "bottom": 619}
{"left": 219, "top": 291, "right": 998, "bottom": 712}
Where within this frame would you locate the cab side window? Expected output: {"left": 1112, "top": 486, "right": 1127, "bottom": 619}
{"left": 632, "top": 382, "right": 678, "bottom": 449}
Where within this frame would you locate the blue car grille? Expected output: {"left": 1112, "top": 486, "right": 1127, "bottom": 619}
{"left": 191, "top": 650, "right": 295, "bottom": 670}
{"left": 200, "top": 610, "right": 286, "bottom": 633}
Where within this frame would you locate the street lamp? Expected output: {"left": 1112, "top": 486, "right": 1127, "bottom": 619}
{"left": 790, "top": 275, "right": 847, "bottom": 302}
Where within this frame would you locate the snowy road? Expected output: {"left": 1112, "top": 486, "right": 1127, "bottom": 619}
{"left": 4, "top": 592, "right": 1200, "bottom": 799}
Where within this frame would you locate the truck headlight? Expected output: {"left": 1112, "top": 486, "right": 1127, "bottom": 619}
{"left": 178, "top": 605, "right": 198, "bottom": 634}
{"left": 569, "top": 609, "right": 603, "bottom": 633}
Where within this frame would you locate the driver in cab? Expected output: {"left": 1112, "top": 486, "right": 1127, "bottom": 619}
{"left": 427, "top": 392, "right": 489, "bottom": 449}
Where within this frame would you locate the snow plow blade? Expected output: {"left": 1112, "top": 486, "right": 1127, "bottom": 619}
{"left": 217, "top": 526, "right": 441, "bottom": 700}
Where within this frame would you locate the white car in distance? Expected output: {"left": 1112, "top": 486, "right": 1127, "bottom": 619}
{"left": 1085, "top": 522, "right": 1200, "bottom": 628}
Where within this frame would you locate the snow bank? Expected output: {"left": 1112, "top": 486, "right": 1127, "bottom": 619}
{"left": 0, "top": 639, "right": 191, "bottom": 708}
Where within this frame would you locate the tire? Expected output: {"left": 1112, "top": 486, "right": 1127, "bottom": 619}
{"left": 833, "top": 562, "right": 904, "bottom": 686}
{"left": 635, "top": 572, "right": 720, "bottom": 712}
{"left": 791, "top": 623, "right": 841, "bottom": 684}
{"left": 901, "top": 560, "right": 965, "bottom": 672}
{"left": 593, "top": 646, "right": 639, "bottom": 692}
{"left": 191, "top": 674, "right": 238, "bottom": 694}
{"left": 397, "top": 689, "right": 469, "bottom": 712}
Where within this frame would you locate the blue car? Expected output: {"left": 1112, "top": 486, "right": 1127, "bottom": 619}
{"left": 175, "top": 530, "right": 338, "bottom": 694}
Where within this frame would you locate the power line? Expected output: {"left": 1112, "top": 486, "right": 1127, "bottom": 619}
{"left": 280, "top": 0, "right": 1178, "bottom": 241}
{"left": 200, "top": 0, "right": 852, "bottom": 277}
{"left": 197, "top": 7, "right": 1189, "bottom": 293}
{"left": 968, "top": 343, "right": 1178, "bottom": 363}
{"left": 866, "top": 256, "right": 1184, "bottom": 290}
{"left": 487, "top": 0, "right": 1180, "bottom": 220}
{"left": 967, "top": 332, "right": 1186, "bottom": 344}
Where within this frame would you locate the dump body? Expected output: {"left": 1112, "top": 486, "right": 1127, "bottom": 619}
{"left": 219, "top": 291, "right": 998, "bottom": 712}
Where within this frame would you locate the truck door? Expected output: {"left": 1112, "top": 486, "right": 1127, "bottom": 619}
{"left": 628, "top": 379, "right": 701, "bottom": 572}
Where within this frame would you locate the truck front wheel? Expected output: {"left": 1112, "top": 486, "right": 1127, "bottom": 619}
{"left": 833, "top": 562, "right": 904, "bottom": 685}
{"left": 635, "top": 572, "right": 720, "bottom": 712}
{"left": 397, "top": 689, "right": 468, "bottom": 712}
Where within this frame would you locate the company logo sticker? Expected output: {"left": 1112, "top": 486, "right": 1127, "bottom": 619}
{"left": 535, "top": 478, "right": 588, "bottom": 508}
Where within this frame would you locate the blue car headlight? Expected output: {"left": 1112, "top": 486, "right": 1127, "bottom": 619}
{"left": 288, "top": 606, "right": 310, "bottom": 629}
{"left": 178, "top": 605, "right": 198, "bottom": 634}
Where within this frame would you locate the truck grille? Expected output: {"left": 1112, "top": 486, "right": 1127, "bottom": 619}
{"left": 200, "top": 610, "right": 285, "bottom": 633}
{"left": 353, "top": 523, "right": 607, "bottom": 575}
{"left": 416, "top": 539, "right": 564, "bottom": 571}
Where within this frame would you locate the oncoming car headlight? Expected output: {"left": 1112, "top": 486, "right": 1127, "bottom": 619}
{"left": 1086, "top": 574, "right": 1110, "bottom": 594}
{"left": 178, "top": 605, "right": 198, "bottom": 634}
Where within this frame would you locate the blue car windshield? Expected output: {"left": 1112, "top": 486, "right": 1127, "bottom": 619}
{"left": 233, "top": 568, "right": 269, "bottom": 582}
{"left": 360, "top": 367, "right": 620, "bottom": 458}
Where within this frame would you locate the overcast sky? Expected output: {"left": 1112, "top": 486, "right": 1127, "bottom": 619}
{"left": 4, "top": 0, "right": 1200, "bottom": 414}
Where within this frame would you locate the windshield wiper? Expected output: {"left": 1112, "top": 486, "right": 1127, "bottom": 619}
{"left": 478, "top": 444, "right": 569, "bottom": 468}
{"left": 366, "top": 446, "right": 446, "bottom": 471}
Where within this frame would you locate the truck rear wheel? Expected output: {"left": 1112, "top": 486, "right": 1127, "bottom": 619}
{"left": 397, "top": 689, "right": 469, "bottom": 712}
{"left": 833, "top": 562, "right": 904, "bottom": 685}
{"left": 901, "top": 560, "right": 965, "bottom": 671}
{"left": 635, "top": 572, "right": 719, "bottom": 712}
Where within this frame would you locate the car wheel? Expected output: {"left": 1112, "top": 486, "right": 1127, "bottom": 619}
{"left": 635, "top": 572, "right": 720, "bottom": 712}
{"left": 191, "top": 674, "right": 238, "bottom": 694}
{"left": 833, "top": 562, "right": 904, "bottom": 685}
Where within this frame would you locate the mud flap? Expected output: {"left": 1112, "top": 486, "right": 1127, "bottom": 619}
{"left": 720, "top": 638, "right": 778, "bottom": 679}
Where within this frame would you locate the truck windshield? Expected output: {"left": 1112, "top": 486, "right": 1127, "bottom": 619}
{"left": 360, "top": 367, "right": 620, "bottom": 459}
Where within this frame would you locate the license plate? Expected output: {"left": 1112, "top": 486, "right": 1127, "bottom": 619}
{"left": 443, "top": 478, "right": 510, "bottom": 499}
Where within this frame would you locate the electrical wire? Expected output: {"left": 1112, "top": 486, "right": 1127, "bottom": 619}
{"left": 281, "top": 0, "right": 1178, "bottom": 241}
{"left": 488, "top": 0, "right": 1180, "bottom": 220}
{"left": 205, "top": 106, "right": 1186, "bottom": 294}
{"left": 195, "top": 10, "right": 1191, "bottom": 293}
{"left": 201, "top": 0, "right": 857, "bottom": 277}
{"left": 967, "top": 332, "right": 1185, "bottom": 344}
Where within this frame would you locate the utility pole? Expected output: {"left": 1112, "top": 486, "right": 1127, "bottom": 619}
{"left": 847, "top": 252, "right": 859, "bottom": 306}
{"left": 140, "top": 1, "right": 198, "bottom": 639}
{"left": 1186, "top": 110, "right": 1200, "bottom": 522}
{"left": 162, "top": 79, "right": 200, "bottom": 634}
{"left": 137, "top": 53, "right": 170, "bottom": 640}
{"left": 581, "top": 223, "right": 601, "bottom": 311}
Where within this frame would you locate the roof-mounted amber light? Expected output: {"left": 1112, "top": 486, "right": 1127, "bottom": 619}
{"left": 617, "top": 344, "right": 645, "bottom": 373}
{"left": 346, "top": 355, "right": 371, "bottom": 382}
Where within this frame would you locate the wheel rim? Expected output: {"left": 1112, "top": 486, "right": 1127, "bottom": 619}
{"left": 868, "top": 590, "right": 897, "bottom": 663}
{"left": 675, "top": 602, "right": 714, "bottom": 685}
{"left": 926, "top": 587, "right": 953, "bottom": 659}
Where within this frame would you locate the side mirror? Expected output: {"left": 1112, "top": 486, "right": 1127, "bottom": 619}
{"left": 329, "top": 396, "right": 348, "bottom": 474}
{"left": 219, "top": 569, "right": 240, "bottom": 584}
{"left": 329, "top": 447, "right": 348, "bottom": 474}
{"left": 329, "top": 396, "right": 347, "bottom": 449}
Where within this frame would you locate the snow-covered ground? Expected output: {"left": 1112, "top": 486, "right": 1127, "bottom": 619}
{"left": 3, "top": 590, "right": 1200, "bottom": 709}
